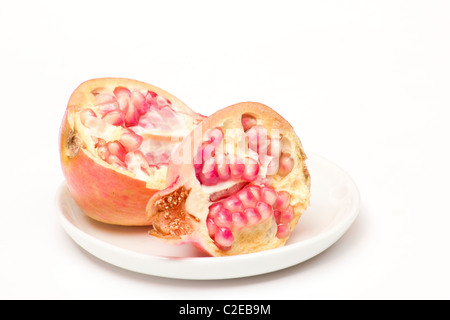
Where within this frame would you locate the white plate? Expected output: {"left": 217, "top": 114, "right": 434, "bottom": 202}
{"left": 56, "top": 152, "right": 360, "bottom": 280}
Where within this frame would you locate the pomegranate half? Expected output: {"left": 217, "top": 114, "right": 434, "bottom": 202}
{"left": 146, "top": 102, "right": 311, "bottom": 256}
{"left": 60, "top": 78, "right": 204, "bottom": 226}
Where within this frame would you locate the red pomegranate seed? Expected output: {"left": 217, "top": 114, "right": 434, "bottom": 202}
{"left": 120, "top": 129, "right": 143, "bottom": 152}
{"left": 130, "top": 90, "right": 149, "bottom": 115}
{"left": 279, "top": 206, "right": 294, "bottom": 224}
{"left": 208, "top": 202, "right": 224, "bottom": 218}
{"left": 214, "top": 207, "right": 233, "bottom": 228}
{"left": 276, "top": 223, "right": 291, "bottom": 239}
{"left": 215, "top": 227, "right": 234, "bottom": 249}
{"left": 222, "top": 195, "right": 244, "bottom": 213}
{"left": 246, "top": 185, "right": 261, "bottom": 201}
{"left": 244, "top": 208, "right": 261, "bottom": 227}
{"left": 241, "top": 114, "right": 257, "bottom": 132}
{"left": 95, "top": 93, "right": 117, "bottom": 105}
{"left": 199, "top": 157, "right": 219, "bottom": 185}
{"left": 246, "top": 125, "right": 268, "bottom": 154}
{"left": 125, "top": 150, "right": 151, "bottom": 175}
{"left": 273, "top": 210, "right": 282, "bottom": 223}
{"left": 267, "top": 138, "right": 281, "bottom": 157}
{"left": 106, "top": 154, "right": 126, "bottom": 169}
{"left": 207, "top": 217, "right": 218, "bottom": 238}
{"left": 124, "top": 100, "right": 140, "bottom": 127}
{"left": 261, "top": 187, "right": 277, "bottom": 207}
{"left": 236, "top": 188, "right": 258, "bottom": 208}
{"left": 242, "top": 157, "right": 259, "bottom": 181}
{"left": 276, "top": 191, "right": 291, "bottom": 211}
{"left": 231, "top": 212, "right": 248, "bottom": 232}
{"left": 256, "top": 201, "right": 273, "bottom": 221}
{"left": 202, "top": 142, "right": 215, "bottom": 161}
{"left": 115, "top": 94, "right": 128, "bottom": 113}
{"left": 216, "top": 154, "right": 231, "bottom": 181}
{"left": 79, "top": 109, "right": 97, "bottom": 127}
{"left": 96, "top": 143, "right": 110, "bottom": 161}
{"left": 278, "top": 153, "right": 294, "bottom": 176}
{"left": 204, "top": 127, "right": 224, "bottom": 146}
{"left": 114, "top": 86, "right": 131, "bottom": 97}
{"left": 229, "top": 156, "right": 245, "bottom": 180}
{"left": 102, "top": 110, "right": 124, "bottom": 126}
{"left": 107, "top": 141, "right": 127, "bottom": 162}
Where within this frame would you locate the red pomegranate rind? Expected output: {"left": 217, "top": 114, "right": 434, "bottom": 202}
{"left": 60, "top": 78, "right": 204, "bottom": 226}
{"left": 146, "top": 102, "right": 311, "bottom": 256}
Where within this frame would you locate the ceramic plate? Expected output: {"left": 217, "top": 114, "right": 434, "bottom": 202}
{"left": 56, "top": 152, "right": 360, "bottom": 280}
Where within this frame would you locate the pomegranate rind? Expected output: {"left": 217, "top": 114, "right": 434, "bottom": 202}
{"left": 59, "top": 78, "right": 204, "bottom": 226}
{"left": 146, "top": 102, "right": 311, "bottom": 256}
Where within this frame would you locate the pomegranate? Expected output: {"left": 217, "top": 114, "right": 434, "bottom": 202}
{"left": 146, "top": 102, "right": 311, "bottom": 256}
{"left": 60, "top": 78, "right": 204, "bottom": 226}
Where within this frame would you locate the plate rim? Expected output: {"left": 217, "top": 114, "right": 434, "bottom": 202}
{"left": 56, "top": 152, "right": 360, "bottom": 280}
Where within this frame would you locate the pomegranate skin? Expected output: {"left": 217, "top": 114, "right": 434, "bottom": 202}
{"left": 60, "top": 78, "right": 204, "bottom": 226}
{"left": 146, "top": 102, "right": 311, "bottom": 256}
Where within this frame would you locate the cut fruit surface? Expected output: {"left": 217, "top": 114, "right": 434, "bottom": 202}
{"left": 146, "top": 102, "right": 311, "bottom": 256}
{"left": 60, "top": 78, "right": 204, "bottom": 226}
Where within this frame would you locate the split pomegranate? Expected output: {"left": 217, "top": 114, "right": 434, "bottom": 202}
{"left": 146, "top": 102, "right": 311, "bottom": 256}
{"left": 60, "top": 78, "right": 204, "bottom": 225}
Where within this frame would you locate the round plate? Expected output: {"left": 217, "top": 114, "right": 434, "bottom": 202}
{"left": 56, "top": 153, "right": 360, "bottom": 280}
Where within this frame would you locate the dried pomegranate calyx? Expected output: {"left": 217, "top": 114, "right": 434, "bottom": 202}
{"left": 146, "top": 102, "right": 311, "bottom": 256}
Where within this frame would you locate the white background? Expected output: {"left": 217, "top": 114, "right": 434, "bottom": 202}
{"left": 1, "top": 0, "right": 449, "bottom": 299}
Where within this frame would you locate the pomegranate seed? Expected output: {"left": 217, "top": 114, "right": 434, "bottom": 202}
{"left": 256, "top": 201, "right": 273, "bottom": 221}
{"left": 125, "top": 150, "right": 151, "bottom": 175}
{"left": 202, "top": 142, "right": 215, "bottom": 161}
{"left": 113, "top": 86, "right": 131, "bottom": 97}
{"left": 96, "top": 144, "right": 110, "bottom": 161}
{"left": 120, "top": 129, "right": 143, "bottom": 152}
{"left": 246, "top": 125, "right": 268, "bottom": 154}
{"left": 244, "top": 208, "right": 261, "bottom": 227}
{"left": 124, "top": 101, "right": 140, "bottom": 127}
{"left": 116, "top": 94, "right": 129, "bottom": 114}
{"left": 198, "top": 157, "right": 219, "bottom": 185}
{"left": 265, "top": 157, "right": 280, "bottom": 175}
{"left": 242, "top": 157, "right": 259, "bottom": 181}
{"left": 79, "top": 109, "right": 97, "bottom": 127}
{"left": 216, "top": 154, "right": 231, "bottom": 181}
{"left": 261, "top": 187, "right": 277, "bottom": 207}
{"left": 204, "top": 127, "right": 224, "bottom": 146}
{"left": 98, "top": 102, "right": 120, "bottom": 115}
{"left": 241, "top": 114, "right": 257, "bottom": 132}
{"left": 95, "top": 93, "right": 117, "bottom": 105}
{"left": 146, "top": 90, "right": 157, "bottom": 99}
{"left": 106, "top": 154, "right": 126, "bottom": 169}
{"left": 276, "top": 191, "right": 291, "bottom": 211}
{"left": 215, "top": 227, "right": 234, "bottom": 249}
{"left": 102, "top": 110, "right": 124, "bottom": 126}
{"left": 278, "top": 153, "right": 294, "bottom": 176}
{"left": 273, "top": 210, "right": 282, "bottom": 223}
{"left": 207, "top": 218, "right": 218, "bottom": 238}
{"left": 156, "top": 95, "right": 169, "bottom": 107}
{"left": 130, "top": 90, "right": 149, "bottom": 115}
{"left": 268, "top": 138, "right": 281, "bottom": 157}
{"left": 276, "top": 223, "right": 291, "bottom": 239}
{"left": 246, "top": 185, "right": 261, "bottom": 201}
{"left": 214, "top": 207, "right": 233, "bottom": 228}
{"left": 107, "top": 141, "right": 127, "bottom": 162}
{"left": 208, "top": 202, "right": 224, "bottom": 219}
{"left": 231, "top": 212, "right": 248, "bottom": 232}
{"left": 229, "top": 156, "right": 245, "bottom": 180}
{"left": 279, "top": 206, "right": 294, "bottom": 224}
{"left": 236, "top": 188, "right": 258, "bottom": 208}
{"left": 222, "top": 195, "right": 244, "bottom": 213}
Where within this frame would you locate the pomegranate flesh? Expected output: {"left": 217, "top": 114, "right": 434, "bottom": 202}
{"left": 60, "top": 78, "right": 204, "bottom": 225}
{"left": 146, "top": 102, "right": 311, "bottom": 256}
